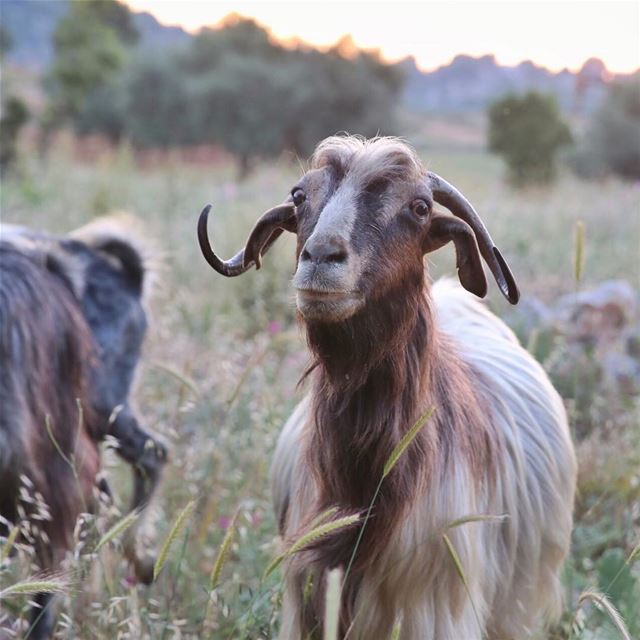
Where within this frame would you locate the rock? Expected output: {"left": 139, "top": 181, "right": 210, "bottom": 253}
{"left": 554, "top": 280, "right": 637, "bottom": 347}
{"left": 551, "top": 281, "right": 640, "bottom": 395}
{"left": 601, "top": 351, "right": 640, "bottom": 396}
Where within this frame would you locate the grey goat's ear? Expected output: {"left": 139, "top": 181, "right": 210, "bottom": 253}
{"left": 46, "top": 238, "right": 145, "bottom": 301}
{"left": 423, "top": 214, "right": 488, "bottom": 299}
{"left": 89, "top": 238, "right": 145, "bottom": 295}
{"left": 71, "top": 214, "right": 153, "bottom": 298}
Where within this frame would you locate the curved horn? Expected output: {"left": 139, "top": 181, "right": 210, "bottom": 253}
{"left": 427, "top": 172, "right": 520, "bottom": 304}
{"left": 197, "top": 202, "right": 296, "bottom": 277}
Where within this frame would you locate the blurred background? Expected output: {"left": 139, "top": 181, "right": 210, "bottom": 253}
{"left": 0, "top": 1, "right": 639, "bottom": 638}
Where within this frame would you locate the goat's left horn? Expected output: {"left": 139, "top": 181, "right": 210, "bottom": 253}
{"left": 197, "top": 202, "right": 297, "bottom": 277}
{"left": 427, "top": 172, "right": 520, "bottom": 304}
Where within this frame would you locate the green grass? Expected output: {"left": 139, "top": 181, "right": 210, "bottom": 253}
{"left": 1, "top": 138, "right": 638, "bottom": 638}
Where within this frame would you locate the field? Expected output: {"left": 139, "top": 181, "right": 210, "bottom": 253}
{"left": 1, "top": 127, "right": 639, "bottom": 638}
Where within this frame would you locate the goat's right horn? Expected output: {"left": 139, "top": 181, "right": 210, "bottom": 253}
{"left": 197, "top": 202, "right": 297, "bottom": 277}
{"left": 427, "top": 172, "right": 520, "bottom": 304}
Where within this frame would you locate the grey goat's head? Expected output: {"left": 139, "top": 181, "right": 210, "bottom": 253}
{"left": 198, "top": 136, "right": 519, "bottom": 324}
{"left": 2, "top": 216, "right": 150, "bottom": 420}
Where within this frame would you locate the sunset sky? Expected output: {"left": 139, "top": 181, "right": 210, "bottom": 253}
{"left": 125, "top": 0, "right": 640, "bottom": 73}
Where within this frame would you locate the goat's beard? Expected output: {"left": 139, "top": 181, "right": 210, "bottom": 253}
{"left": 301, "top": 268, "right": 429, "bottom": 391}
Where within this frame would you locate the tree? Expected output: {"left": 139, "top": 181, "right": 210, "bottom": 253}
{"left": 488, "top": 91, "right": 572, "bottom": 186}
{"left": 124, "top": 55, "right": 197, "bottom": 148}
{"left": 178, "top": 19, "right": 402, "bottom": 175}
{"left": 44, "top": 0, "right": 137, "bottom": 132}
{"left": 80, "top": 0, "right": 139, "bottom": 45}
{"left": 280, "top": 46, "right": 402, "bottom": 157}
{"left": 572, "top": 77, "right": 640, "bottom": 180}
{"left": 189, "top": 54, "right": 291, "bottom": 176}
{"left": 0, "top": 25, "right": 29, "bottom": 173}
{"left": 0, "top": 98, "right": 30, "bottom": 172}
{"left": 75, "top": 77, "right": 129, "bottom": 144}
{"left": 63, "top": 15, "right": 404, "bottom": 177}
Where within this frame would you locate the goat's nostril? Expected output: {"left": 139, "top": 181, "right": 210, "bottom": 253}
{"left": 301, "top": 236, "right": 349, "bottom": 265}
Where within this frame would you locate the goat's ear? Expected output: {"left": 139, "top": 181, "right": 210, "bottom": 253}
{"left": 90, "top": 238, "right": 145, "bottom": 295}
{"left": 71, "top": 214, "right": 151, "bottom": 297}
{"left": 423, "top": 214, "right": 488, "bottom": 298}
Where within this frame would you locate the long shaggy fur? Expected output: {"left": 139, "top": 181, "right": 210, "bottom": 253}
{"left": 0, "top": 245, "right": 100, "bottom": 563}
{"left": 274, "top": 279, "right": 576, "bottom": 639}
{"left": 190, "top": 135, "right": 577, "bottom": 638}
{"left": 271, "top": 139, "right": 576, "bottom": 640}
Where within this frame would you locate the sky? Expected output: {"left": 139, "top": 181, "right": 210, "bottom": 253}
{"left": 125, "top": 0, "right": 640, "bottom": 73}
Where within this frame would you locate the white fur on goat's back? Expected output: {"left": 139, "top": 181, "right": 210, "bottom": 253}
{"left": 272, "top": 279, "right": 576, "bottom": 640}
{"left": 272, "top": 396, "right": 310, "bottom": 531}
{"left": 427, "top": 279, "right": 575, "bottom": 636}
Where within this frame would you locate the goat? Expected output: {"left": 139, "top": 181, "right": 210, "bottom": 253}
{"left": 0, "top": 216, "right": 167, "bottom": 639}
{"left": 197, "top": 136, "right": 577, "bottom": 639}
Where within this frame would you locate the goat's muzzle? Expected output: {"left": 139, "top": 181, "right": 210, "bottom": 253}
{"left": 295, "top": 287, "right": 364, "bottom": 323}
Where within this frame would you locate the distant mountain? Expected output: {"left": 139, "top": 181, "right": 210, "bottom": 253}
{"left": 0, "top": 0, "right": 69, "bottom": 68}
{"left": 1, "top": 0, "right": 635, "bottom": 114}
{"left": 0, "top": 0, "right": 190, "bottom": 68}
{"left": 399, "top": 53, "right": 632, "bottom": 114}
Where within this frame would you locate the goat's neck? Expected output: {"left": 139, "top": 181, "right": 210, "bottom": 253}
{"left": 305, "top": 275, "right": 437, "bottom": 510}
{"left": 297, "top": 278, "right": 494, "bottom": 633}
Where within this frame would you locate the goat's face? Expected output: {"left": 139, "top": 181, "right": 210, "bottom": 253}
{"left": 198, "top": 136, "right": 520, "bottom": 321}
{"left": 290, "top": 164, "right": 435, "bottom": 322}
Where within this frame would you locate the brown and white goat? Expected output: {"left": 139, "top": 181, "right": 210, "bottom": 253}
{"left": 197, "top": 136, "right": 577, "bottom": 639}
{"left": 0, "top": 217, "right": 167, "bottom": 639}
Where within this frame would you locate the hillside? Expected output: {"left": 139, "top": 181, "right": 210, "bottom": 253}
{"left": 399, "top": 53, "right": 628, "bottom": 113}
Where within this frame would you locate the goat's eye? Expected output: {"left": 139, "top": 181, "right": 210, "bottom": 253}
{"left": 411, "top": 199, "right": 430, "bottom": 218}
{"left": 292, "top": 189, "right": 306, "bottom": 207}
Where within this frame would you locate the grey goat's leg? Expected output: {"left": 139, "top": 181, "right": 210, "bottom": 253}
{"left": 26, "top": 593, "right": 54, "bottom": 640}
{"left": 105, "top": 405, "right": 168, "bottom": 583}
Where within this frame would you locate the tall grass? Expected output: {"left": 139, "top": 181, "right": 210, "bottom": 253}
{"left": 344, "top": 408, "right": 435, "bottom": 585}
{"left": 323, "top": 568, "right": 343, "bottom": 640}
{"left": 153, "top": 499, "right": 197, "bottom": 581}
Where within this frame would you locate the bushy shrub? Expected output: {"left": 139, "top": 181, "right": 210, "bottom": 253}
{"left": 488, "top": 91, "right": 572, "bottom": 186}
